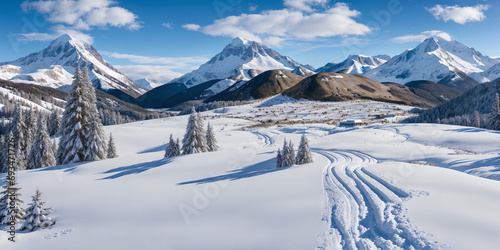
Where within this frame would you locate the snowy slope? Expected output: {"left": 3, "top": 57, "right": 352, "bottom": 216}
{"left": 363, "top": 36, "right": 498, "bottom": 90}
{"left": 0, "top": 34, "right": 146, "bottom": 98}
{"left": 133, "top": 78, "right": 164, "bottom": 90}
{"left": 472, "top": 62, "right": 500, "bottom": 82}
{"left": 316, "top": 55, "right": 390, "bottom": 75}
{"left": 1, "top": 99, "right": 500, "bottom": 249}
{"left": 168, "top": 37, "right": 304, "bottom": 87}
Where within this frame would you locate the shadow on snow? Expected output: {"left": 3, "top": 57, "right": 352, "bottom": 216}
{"left": 97, "top": 158, "right": 172, "bottom": 180}
{"left": 177, "top": 158, "right": 285, "bottom": 186}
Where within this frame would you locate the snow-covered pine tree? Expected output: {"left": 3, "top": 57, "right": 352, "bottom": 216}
{"left": 165, "top": 134, "right": 181, "bottom": 158}
{"left": 25, "top": 109, "right": 38, "bottom": 155}
{"left": 20, "top": 188, "right": 55, "bottom": 231}
{"left": 276, "top": 148, "right": 283, "bottom": 168}
{"left": 473, "top": 111, "right": 481, "bottom": 128}
{"left": 175, "top": 138, "right": 181, "bottom": 155}
{"left": 27, "top": 119, "right": 56, "bottom": 169}
{"left": 280, "top": 139, "right": 292, "bottom": 167}
{"left": 11, "top": 104, "right": 27, "bottom": 169}
{"left": 287, "top": 141, "right": 296, "bottom": 166}
{"left": 48, "top": 109, "right": 61, "bottom": 136}
{"left": 0, "top": 178, "right": 25, "bottom": 226}
{"left": 84, "top": 120, "right": 108, "bottom": 161}
{"left": 295, "top": 134, "right": 313, "bottom": 165}
{"left": 57, "top": 65, "right": 87, "bottom": 164}
{"left": 206, "top": 123, "right": 219, "bottom": 152}
{"left": 58, "top": 62, "right": 107, "bottom": 164}
{"left": 107, "top": 133, "right": 118, "bottom": 158}
{"left": 181, "top": 108, "right": 208, "bottom": 154}
{"left": 82, "top": 62, "right": 108, "bottom": 162}
{"left": 488, "top": 93, "right": 500, "bottom": 130}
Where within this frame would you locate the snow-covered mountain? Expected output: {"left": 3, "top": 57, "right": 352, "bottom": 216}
{"left": 316, "top": 55, "right": 390, "bottom": 74}
{"left": 363, "top": 36, "right": 498, "bottom": 92}
{"left": 168, "top": 37, "right": 305, "bottom": 87}
{"left": 291, "top": 66, "right": 316, "bottom": 77}
{"left": 472, "top": 62, "right": 500, "bottom": 83}
{"left": 0, "top": 34, "right": 146, "bottom": 98}
{"left": 134, "top": 78, "right": 164, "bottom": 90}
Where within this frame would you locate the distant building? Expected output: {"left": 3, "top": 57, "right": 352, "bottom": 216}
{"left": 340, "top": 120, "right": 365, "bottom": 126}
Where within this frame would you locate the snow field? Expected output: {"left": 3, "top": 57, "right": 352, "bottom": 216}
{"left": 1, "top": 100, "right": 500, "bottom": 249}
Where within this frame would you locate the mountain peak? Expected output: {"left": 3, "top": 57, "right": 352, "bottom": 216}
{"left": 50, "top": 34, "right": 75, "bottom": 45}
{"left": 229, "top": 37, "right": 251, "bottom": 47}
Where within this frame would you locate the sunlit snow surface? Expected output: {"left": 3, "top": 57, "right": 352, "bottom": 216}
{"left": 1, "top": 96, "right": 500, "bottom": 249}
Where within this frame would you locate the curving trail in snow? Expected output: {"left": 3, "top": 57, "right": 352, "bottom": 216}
{"left": 317, "top": 150, "right": 441, "bottom": 249}
{"left": 252, "top": 130, "right": 275, "bottom": 147}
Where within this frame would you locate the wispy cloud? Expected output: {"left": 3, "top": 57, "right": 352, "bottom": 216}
{"left": 16, "top": 25, "right": 94, "bottom": 44}
{"left": 114, "top": 65, "right": 184, "bottom": 83}
{"left": 102, "top": 51, "right": 209, "bottom": 82}
{"left": 426, "top": 4, "right": 490, "bottom": 24}
{"left": 162, "top": 22, "right": 174, "bottom": 29}
{"left": 181, "top": 2, "right": 371, "bottom": 47}
{"left": 102, "top": 51, "right": 208, "bottom": 67}
{"left": 391, "top": 30, "right": 452, "bottom": 44}
{"left": 181, "top": 24, "right": 201, "bottom": 31}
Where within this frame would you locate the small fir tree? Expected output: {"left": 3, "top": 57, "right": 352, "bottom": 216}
{"left": 20, "top": 188, "right": 55, "bottom": 231}
{"left": 206, "top": 123, "right": 219, "bottom": 152}
{"left": 165, "top": 134, "right": 181, "bottom": 158}
{"left": 0, "top": 179, "right": 25, "bottom": 226}
{"left": 27, "top": 119, "right": 56, "bottom": 169}
{"left": 287, "top": 141, "right": 296, "bottom": 165}
{"left": 295, "top": 134, "right": 313, "bottom": 165}
{"left": 107, "top": 133, "right": 118, "bottom": 158}
{"left": 276, "top": 148, "right": 283, "bottom": 168}
{"left": 181, "top": 108, "right": 207, "bottom": 154}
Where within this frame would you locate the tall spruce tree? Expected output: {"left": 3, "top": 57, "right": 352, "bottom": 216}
{"left": 27, "top": 119, "right": 56, "bottom": 169}
{"left": 82, "top": 63, "right": 107, "bottom": 161}
{"left": 296, "top": 134, "right": 313, "bottom": 165}
{"left": 488, "top": 93, "right": 500, "bottom": 130}
{"left": 206, "top": 123, "right": 219, "bottom": 152}
{"left": 25, "top": 109, "right": 38, "bottom": 155}
{"left": 181, "top": 108, "right": 207, "bottom": 154}
{"left": 0, "top": 179, "right": 25, "bottom": 226}
{"left": 48, "top": 109, "right": 61, "bottom": 136}
{"left": 21, "top": 188, "right": 55, "bottom": 231}
{"left": 11, "top": 104, "right": 27, "bottom": 169}
{"left": 57, "top": 65, "right": 86, "bottom": 164}
{"left": 287, "top": 141, "right": 296, "bottom": 166}
{"left": 84, "top": 120, "right": 108, "bottom": 161}
{"left": 281, "top": 139, "right": 293, "bottom": 167}
{"left": 107, "top": 133, "right": 118, "bottom": 158}
{"left": 58, "top": 62, "right": 107, "bottom": 164}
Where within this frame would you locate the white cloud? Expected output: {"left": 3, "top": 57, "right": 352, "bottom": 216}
{"left": 184, "top": 2, "right": 371, "bottom": 47}
{"left": 162, "top": 22, "right": 173, "bottom": 29}
{"left": 102, "top": 51, "right": 209, "bottom": 68}
{"left": 283, "top": 0, "right": 328, "bottom": 12}
{"left": 249, "top": 4, "right": 258, "bottom": 12}
{"left": 102, "top": 51, "right": 208, "bottom": 82}
{"left": 427, "top": 4, "right": 490, "bottom": 24}
{"left": 391, "top": 30, "right": 452, "bottom": 44}
{"left": 182, "top": 24, "right": 201, "bottom": 31}
{"left": 16, "top": 25, "right": 94, "bottom": 44}
{"left": 114, "top": 65, "right": 184, "bottom": 83}
{"left": 21, "top": 0, "right": 142, "bottom": 30}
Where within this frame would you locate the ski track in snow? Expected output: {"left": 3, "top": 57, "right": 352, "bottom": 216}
{"left": 252, "top": 130, "right": 275, "bottom": 147}
{"left": 317, "top": 150, "right": 442, "bottom": 250}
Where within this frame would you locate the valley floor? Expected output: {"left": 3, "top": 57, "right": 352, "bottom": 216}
{"left": 1, "top": 97, "right": 500, "bottom": 249}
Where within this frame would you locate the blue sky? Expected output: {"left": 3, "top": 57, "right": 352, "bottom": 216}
{"left": 1, "top": 0, "right": 499, "bottom": 82}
